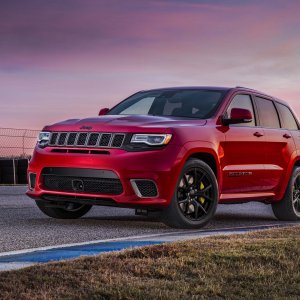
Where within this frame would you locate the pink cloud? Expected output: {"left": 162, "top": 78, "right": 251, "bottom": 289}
{"left": 1, "top": 0, "right": 300, "bottom": 128}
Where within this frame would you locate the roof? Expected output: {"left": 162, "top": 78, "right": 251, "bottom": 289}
{"left": 142, "top": 86, "right": 232, "bottom": 92}
{"left": 141, "top": 86, "right": 288, "bottom": 105}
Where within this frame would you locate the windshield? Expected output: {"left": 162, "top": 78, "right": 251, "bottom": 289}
{"left": 107, "top": 89, "right": 226, "bottom": 119}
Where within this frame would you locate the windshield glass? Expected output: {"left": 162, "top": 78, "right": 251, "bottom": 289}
{"left": 107, "top": 89, "right": 226, "bottom": 119}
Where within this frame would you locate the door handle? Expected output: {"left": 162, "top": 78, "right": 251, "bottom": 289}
{"left": 283, "top": 133, "right": 292, "bottom": 139}
{"left": 254, "top": 132, "right": 264, "bottom": 137}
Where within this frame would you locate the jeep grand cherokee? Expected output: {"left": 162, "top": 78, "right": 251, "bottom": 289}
{"left": 27, "top": 87, "right": 300, "bottom": 228}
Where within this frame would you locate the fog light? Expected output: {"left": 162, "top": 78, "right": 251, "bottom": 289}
{"left": 29, "top": 173, "right": 36, "bottom": 190}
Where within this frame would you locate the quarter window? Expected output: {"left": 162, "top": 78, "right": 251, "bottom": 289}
{"left": 276, "top": 103, "right": 298, "bottom": 130}
{"left": 255, "top": 97, "right": 280, "bottom": 129}
{"left": 227, "top": 94, "right": 255, "bottom": 126}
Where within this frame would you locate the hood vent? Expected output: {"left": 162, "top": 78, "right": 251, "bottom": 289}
{"left": 49, "top": 132, "right": 125, "bottom": 149}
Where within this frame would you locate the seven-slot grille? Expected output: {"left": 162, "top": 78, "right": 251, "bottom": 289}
{"left": 49, "top": 132, "right": 125, "bottom": 148}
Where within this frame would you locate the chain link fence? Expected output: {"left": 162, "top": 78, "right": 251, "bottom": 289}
{"left": 0, "top": 127, "right": 39, "bottom": 159}
{"left": 0, "top": 128, "right": 40, "bottom": 184}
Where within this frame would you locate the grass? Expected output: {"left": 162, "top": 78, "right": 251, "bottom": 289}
{"left": 0, "top": 225, "right": 299, "bottom": 300}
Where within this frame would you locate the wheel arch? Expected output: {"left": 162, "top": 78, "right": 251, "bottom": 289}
{"left": 276, "top": 156, "right": 300, "bottom": 201}
{"left": 178, "top": 141, "right": 223, "bottom": 195}
{"left": 183, "top": 148, "right": 222, "bottom": 190}
{"left": 187, "top": 152, "right": 218, "bottom": 178}
{"left": 294, "top": 160, "right": 300, "bottom": 168}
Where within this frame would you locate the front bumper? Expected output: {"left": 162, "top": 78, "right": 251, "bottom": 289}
{"left": 26, "top": 144, "right": 185, "bottom": 208}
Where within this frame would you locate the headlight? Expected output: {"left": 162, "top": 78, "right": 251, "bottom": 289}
{"left": 131, "top": 134, "right": 172, "bottom": 146}
{"left": 37, "top": 131, "right": 51, "bottom": 148}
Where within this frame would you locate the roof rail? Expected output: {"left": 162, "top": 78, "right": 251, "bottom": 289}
{"left": 235, "top": 86, "right": 252, "bottom": 89}
{"left": 235, "top": 86, "right": 261, "bottom": 92}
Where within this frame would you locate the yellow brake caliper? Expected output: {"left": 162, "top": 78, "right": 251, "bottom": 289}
{"left": 199, "top": 182, "right": 205, "bottom": 204}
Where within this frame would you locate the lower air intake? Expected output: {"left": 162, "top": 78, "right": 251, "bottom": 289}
{"left": 43, "top": 175, "right": 123, "bottom": 195}
{"left": 131, "top": 180, "right": 158, "bottom": 198}
{"left": 41, "top": 168, "right": 123, "bottom": 195}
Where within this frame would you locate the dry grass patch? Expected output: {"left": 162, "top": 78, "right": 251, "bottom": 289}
{"left": 0, "top": 225, "right": 299, "bottom": 300}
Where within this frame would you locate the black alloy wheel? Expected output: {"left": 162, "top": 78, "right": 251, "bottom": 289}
{"left": 162, "top": 159, "right": 218, "bottom": 229}
{"left": 272, "top": 167, "right": 300, "bottom": 221}
{"left": 177, "top": 168, "right": 214, "bottom": 221}
{"left": 292, "top": 175, "right": 300, "bottom": 217}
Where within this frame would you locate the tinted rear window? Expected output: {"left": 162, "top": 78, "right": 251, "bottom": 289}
{"left": 255, "top": 97, "right": 280, "bottom": 128}
{"left": 276, "top": 103, "right": 298, "bottom": 130}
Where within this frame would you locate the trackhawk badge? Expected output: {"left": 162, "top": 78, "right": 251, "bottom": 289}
{"left": 228, "top": 172, "right": 253, "bottom": 177}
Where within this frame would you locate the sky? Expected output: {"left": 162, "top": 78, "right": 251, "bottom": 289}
{"left": 0, "top": 0, "right": 300, "bottom": 129}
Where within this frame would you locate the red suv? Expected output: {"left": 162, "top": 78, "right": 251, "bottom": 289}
{"left": 27, "top": 87, "right": 300, "bottom": 228}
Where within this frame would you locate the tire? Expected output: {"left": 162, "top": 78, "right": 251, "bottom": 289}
{"left": 272, "top": 167, "right": 300, "bottom": 221}
{"left": 162, "top": 159, "right": 219, "bottom": 229}
{"left": 36, "top": 201, "right": 92, "bottom": 219}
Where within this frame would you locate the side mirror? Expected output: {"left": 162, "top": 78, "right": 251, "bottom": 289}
{"left": 223, "top": 108, "right": 253, "bottom": 126}
{"left": 98, "top": 108, "right": 110, "bottom": 116}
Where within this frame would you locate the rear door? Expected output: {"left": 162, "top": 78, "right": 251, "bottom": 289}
{"left": 275, "top": 101, "right": 299, "bottom": 163}
{"left": 254, "top": 97, "right": 296, "bottom": 192}
{"left": 222, "top": 94, "right": 267, "bottom": 194}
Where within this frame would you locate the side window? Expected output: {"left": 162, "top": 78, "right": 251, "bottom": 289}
{"left": 276, "top": 103, "right": 299, "bottom": 130}
{"left": 227, "top": 94, "right": 255, "bottom": 126}
{"left": 255, "top": 97, "right": 280, "bottom": 129}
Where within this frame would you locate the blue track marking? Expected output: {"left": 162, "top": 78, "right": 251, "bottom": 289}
{"left": 0, "top": 223, "right": 297, "bottom": 271}
{"left": 0, "top": 241, "right": 163, "bottom": 264}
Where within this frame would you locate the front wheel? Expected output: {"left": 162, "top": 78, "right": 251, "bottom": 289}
{"left": 162, "top": 159, "right": 219, "bottom": 229}
{"left": 36, "top": 201, "right": 92, "bottom": 219}
{"left": 272, "top": 167, "right": 300, "bottom": 221}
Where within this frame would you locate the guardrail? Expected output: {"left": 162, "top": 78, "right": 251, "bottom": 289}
{"left": 0, "top": 159, "right": 28, "bottom": 184}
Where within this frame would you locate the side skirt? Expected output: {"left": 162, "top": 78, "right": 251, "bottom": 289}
{"left": 219, "top": 192, "right": 275, "bottom": 204}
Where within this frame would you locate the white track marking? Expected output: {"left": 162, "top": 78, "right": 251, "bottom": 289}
{"left": 0, "top": 262, "right": 34, "bottom": 271}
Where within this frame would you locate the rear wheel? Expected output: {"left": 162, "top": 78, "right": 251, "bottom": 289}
{"left": 272, "top": 167, "right": 300, "bottom": 221}
{"left": 36, "top": 201, "right": 92, "bottom": 219}
{"left": 162, "top": 159, "right": 219, "bottom": 229}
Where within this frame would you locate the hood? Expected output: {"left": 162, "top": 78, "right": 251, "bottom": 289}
{"left": 44, "top": 115, "right": 207, "bottom": 132}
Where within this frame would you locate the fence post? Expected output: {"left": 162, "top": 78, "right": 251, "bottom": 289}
{"left": 12, "top": 158, "right": 16, "bottom": 185}
{"left": 22, "top": 129, "right": 27, "bottom": 157}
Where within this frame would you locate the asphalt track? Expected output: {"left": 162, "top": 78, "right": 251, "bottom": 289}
{"left": 1, "top": 186, "right": 299, "bottom": 254}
